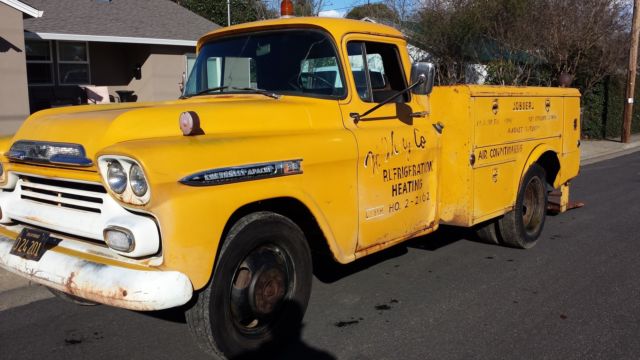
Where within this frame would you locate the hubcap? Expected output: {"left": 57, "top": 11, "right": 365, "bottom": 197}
{"left": 522, "top": 177, "right": 544, "bottom": 236}
{"left": 230, "top": 245, "right": 291, "bottom": 333}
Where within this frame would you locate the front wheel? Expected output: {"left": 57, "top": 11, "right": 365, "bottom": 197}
{"left": 498, "top": 164, "right": 548, "bottom": 249}
{"left": 186, "top": 212, "right": 312, "bottom": 359}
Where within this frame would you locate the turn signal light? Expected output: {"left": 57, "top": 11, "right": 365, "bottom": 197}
{"left": 104, "top": 227, "right": 135, "bottom": 253}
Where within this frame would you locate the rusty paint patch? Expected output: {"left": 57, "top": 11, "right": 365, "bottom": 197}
{"left": 65, "top": 271, "right": 77, "bottom": 293}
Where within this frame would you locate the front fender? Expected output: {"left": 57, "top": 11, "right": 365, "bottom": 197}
{"left": 97, "top": 130, "right": 358, "bottom": 289}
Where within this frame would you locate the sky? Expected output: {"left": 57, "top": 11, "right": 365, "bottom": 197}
{"left": 318, "top": 0, "right": 376, "bottom": 18}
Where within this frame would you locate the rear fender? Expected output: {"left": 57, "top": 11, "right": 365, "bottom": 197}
{"left": 519, "top": 144, "right": 561, "bottom": 190}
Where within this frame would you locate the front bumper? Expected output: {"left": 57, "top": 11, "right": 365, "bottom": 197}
{"left": 0, "top": 232, "right": 193, "bottom": 311}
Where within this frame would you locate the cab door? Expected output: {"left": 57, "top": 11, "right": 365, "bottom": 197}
{"left": 339, "top": 35, "right": 439, "bottom": 251}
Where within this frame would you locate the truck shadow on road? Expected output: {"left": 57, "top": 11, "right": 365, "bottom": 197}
{"left": 313, "top": 225, "right": 472, "bottom": 284}
{"left": 142, "top": 300, "right": 336, "bottom": 359}
{"left": 231, "top": 301, "right": 336, "bottom": 360}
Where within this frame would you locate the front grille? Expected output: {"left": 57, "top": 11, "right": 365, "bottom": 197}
{"left": 19, "top": 175, "right": 106, "bottom": 214}
{"left": 1, "top": 174, "right": 157, "bottom": 245}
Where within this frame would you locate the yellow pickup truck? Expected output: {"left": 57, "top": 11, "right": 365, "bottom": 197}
{"left": 0, "top": 17, "right": 579, "bottom": 358}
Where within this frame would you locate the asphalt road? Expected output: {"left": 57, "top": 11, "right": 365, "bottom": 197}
{"left": 1, "top": 153, "right": 639, "bottom": 360}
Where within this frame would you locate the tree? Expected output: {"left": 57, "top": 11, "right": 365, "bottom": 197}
{"left": 410, "top": 0, "right": 488, "bottom": 84}
{"left": 346, "top": 3, "right": 399, "bottom": 24}
{"left": 410, "top": 0, "right": 629, "bottom": 91}
{"left": 172, "top": 0, "right": 275, "bottom": 26}
{"left": 293, "top": 0, "right": 325, "bottom": 16}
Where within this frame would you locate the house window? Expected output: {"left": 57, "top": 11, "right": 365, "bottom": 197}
{"left": 26, "top": 40, "right": 54, "bottom": 86}
{"left": 57, "top": 41, "right": 90, "bottom": 85}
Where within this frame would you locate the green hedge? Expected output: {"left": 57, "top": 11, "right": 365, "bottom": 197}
{"left": 582, "top": 76, "right": 640, "bottom": 139}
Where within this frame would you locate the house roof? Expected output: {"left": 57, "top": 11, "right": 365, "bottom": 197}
{"left": 23, "top": 0, "right": 218, "bottom": 46}
{"left": 0, "top": 0, "right": 42, "bottom": 18}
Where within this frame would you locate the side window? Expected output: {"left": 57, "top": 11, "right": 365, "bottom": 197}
{"left": 346, "top": 41, "right": 409, "bottom": 103}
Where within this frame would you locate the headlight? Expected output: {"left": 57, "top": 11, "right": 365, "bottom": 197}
{"left": 107, "top": 161, "right": 127, "bottom": 194}
{"left": 129, "top": 164, "right": 148, "bottom": 197}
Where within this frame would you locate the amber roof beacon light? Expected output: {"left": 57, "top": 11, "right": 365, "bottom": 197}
{"left": 281, "top": 0, "right": 294, "bottom": 17}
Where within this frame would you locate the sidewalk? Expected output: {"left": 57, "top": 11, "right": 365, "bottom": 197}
{"left": 1, "top": 134, "right": 640, "bottom": 310}
{"left": 0, "top": 268, "right": 52, "bottom": 311}
{"left": 580, "top": 133, "right": 640, "bottom": 165}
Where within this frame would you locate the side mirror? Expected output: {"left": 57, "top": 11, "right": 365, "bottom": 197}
{"left": 411, "top": 62, "right": 435, "bottom": 95}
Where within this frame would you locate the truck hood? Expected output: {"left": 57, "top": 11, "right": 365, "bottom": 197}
{"left": 10, "top": 95, "right": 339, "bottom": 161}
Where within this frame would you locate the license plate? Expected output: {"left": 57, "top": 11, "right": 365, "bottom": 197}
{"left": 10, "top": 228, "right": 54, "bottom": 261}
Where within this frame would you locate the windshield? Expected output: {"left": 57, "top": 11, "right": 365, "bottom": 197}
{"left": 183, "top": 29, "right": 346, "bottom": 99}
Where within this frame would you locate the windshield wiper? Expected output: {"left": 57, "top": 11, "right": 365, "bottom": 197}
{"left": 230, "top": 87, "right": 281, "bottom": 99}
{"left": 181, "top": 86, "right": 229, "bottom": 99}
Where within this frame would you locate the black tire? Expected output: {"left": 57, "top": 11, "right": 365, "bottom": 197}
{"left": 498, "top": 164, "right": 548, "bottom": 249}
{"left": 474, "top": 220, "right": 501, "bottom": 245}
{"left": 47, "top": 288, "right": 99, "bottom": 306}
{"left": 186, "top": 212, "right": 312, "bottom": 359}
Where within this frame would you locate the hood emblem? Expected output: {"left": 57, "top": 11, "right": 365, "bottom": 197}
{"left": 8, "top": 140, "right": 92, "bottom": 167}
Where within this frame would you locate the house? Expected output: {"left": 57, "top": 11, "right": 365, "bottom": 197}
{"left": 0, "top": 0, "right": 42, "bottom": 134}
{"left": 0, "top": 0, "right": 218, "bottom": 135}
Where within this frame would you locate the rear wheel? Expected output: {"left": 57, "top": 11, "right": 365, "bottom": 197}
{"left": 186, "top": 212, "right": 312, "bottom": 359}
{"left": 498, "top": 164, "right": 548, "bottom": 249}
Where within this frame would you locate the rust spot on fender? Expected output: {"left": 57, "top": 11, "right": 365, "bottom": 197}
{"left": 65, "top": 271, "right": 77, "bottom": 293}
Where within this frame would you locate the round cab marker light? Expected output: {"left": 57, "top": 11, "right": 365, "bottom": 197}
{"left": 179, "top": 111, "right": 204, "bottom": 136}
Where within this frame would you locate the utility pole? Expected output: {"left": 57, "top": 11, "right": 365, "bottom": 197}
{"left": 227, "top": 0, "right": 231, "bottom": 26}
{"left": 622, "top": 0, "right": 640, "bottom": 143}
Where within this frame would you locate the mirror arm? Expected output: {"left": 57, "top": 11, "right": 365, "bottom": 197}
{"left": 350, "top": 75, "right": 425, "bottom": 122}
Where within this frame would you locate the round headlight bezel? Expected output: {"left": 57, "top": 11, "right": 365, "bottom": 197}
{"left": 107, "top": 160, "right": 127, "bottom": 194}
{"left": 129, "top": 163, "right": 148, "bottom": 197}
{"left": 98, "top": 156, "right": 151, "bottom": 206}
